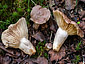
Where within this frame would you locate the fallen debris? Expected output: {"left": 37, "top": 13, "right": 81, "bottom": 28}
{"left": 49, "top": 47, "right": 66, "bottom": 61}
{"left": 32, "top": 32, "right": 45, "bottom": 42}
{"left": 65, "top": 0, "right": 77, "bottom": 10}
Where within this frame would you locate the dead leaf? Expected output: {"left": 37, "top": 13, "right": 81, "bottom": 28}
{"left": 70, "top": 44, "right": 76, "bottom": 52}
{"left": 78, "top": 10, "right": 85, "bottom": 18}
{"left": 79, "top": 62, "right": 83, "bottom": 64}
{"left": 79, "top": 0, "right": 85, "bottom": 2}
{"left": 2, "top": 56, "right": 11, "bottom": 64}
{"left": 0, "top": 45, "right": 14, "bottom": 55}
{"left": 58, "top": 59, "right": 65, "bottom": 64}
{"left": 79, "top": 21, "right": 85, "bottom": 33}
{"left": 5, "top": 48, "right": 21, "bottom": 59}
{"left": 50, "top": 24, "right": 56, "bottom": 32}
{"left": 20, "top": 58, "right": 36, "bottom": 64}
{"left": 28, "top": 61, "right": 34, "bottom": 64}
{"left": 48, "top": 47, "right": 66, "bottom": 61}
{"left": 21, "top": 57, "right": 48, "bottom": 64}
{"left": 32, "top": 32, "right": 45, "bottom": 42}
{"left": 82, "top": 18, "right": 85, "bottom": 21}
{"left": 36, "top": 57, "right": 48, "bottom": 64}
{"left": 0, "top": 55, "right": 3, "bottom": 64}
{"left": 49, "top": 19, "right": 56, "bottom": 32}
{"left": 65, "top": 0, "right": 77, "bottom": 10}
{"left": 83, "top": 39, "right": 85, "bottom": 45}
{"left": 41, "top": 23, "right": 48, "bottom": 30}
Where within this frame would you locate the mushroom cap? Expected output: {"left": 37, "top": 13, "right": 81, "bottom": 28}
{"left": 53, "top": 10, "right": 84, "bottom": 37}
{"left": 30, "top": 5, "right": 51, "bottom": 24}
{"left": 1, "top": 17, "right": 28, "bottom": 48}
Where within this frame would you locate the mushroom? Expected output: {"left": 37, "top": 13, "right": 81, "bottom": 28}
{"left": 53, "top": 10, "right": 84, "bottom": 51}
{"left": 30, "top": 5, "right": 51, "bottom": 29}
{"left": 1, "top": 17, "right": 36, "bottom": 55}
{"left": 45, "top": 43, "right": 52, "bottom": 51}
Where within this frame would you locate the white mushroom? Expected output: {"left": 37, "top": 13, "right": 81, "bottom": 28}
{"left": 53, "top": 10, "right": 84, "bottom": 51}
{"left": 1, "top": 17, "right": 36, "bottom": 55}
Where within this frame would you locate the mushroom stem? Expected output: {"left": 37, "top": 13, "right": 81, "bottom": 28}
{"left": 19, "top": 37, "right": 36, "bottom": 55}
{"left": 53, "top": 27, "right": 68, "bottom": 51}
{"left": 33, "top": 23, "right": 40, "bottom": 30}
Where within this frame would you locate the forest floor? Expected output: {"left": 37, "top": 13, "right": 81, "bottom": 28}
{"left": 0, "top": 0, "right": 85, "bottom": 64}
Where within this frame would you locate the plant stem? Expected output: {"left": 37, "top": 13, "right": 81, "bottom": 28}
{"left": 28, "top": 0, "right": 30, "bottom": 8}
{"left": 31, "top": 0, "right": 37, "bottom": 6}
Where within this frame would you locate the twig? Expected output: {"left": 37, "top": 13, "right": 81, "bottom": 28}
{"left": 49, "top": 0, "right": 55, "bottom": 10}
{"left": 50, "top": 31, "right": 53, "bottom": 42}
{"left": 55, "top": 46, "right": 85, "bottom": 63}
{"left": 31, "top": 0, "right": 37, "bottom": 6}
{"left": 83, "top": 55, "right": 85, "bottom": 64}
{"left": 0, "top": 46, "right": 14, "bottom": 55}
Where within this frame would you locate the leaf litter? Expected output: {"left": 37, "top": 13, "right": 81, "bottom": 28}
{"left": 0, "top": 0, "right": 85, "bottom": 64}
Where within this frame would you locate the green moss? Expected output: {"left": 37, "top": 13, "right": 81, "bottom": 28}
{"left": 31, "top": 41, "right": 48, "bottom": 58}
{"left": 75, "top": 41, "right": 81, "bottom": 51}
{"left": 12, "top": 12, "right": 19, "bottom": 17}
{"left": 72, "top": 55, "right": 80, "bottom": 64}
{"left": 17, "top": 8, "right": 23, "bottom": 12}
{"left": 27, "top": 8, "right": 30, "bottom": 12}
{"left": 3, "top": 4, "right": 8, "bottom": 9}
{"left": 0, "top": 0, "right": 47, "bottom": 29}
{"left": 44, "top": 53, "right": 48, "bottom": 58}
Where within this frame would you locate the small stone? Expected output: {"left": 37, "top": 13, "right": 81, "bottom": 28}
{"left": 45, "top": 43, "right": 52, "bottom": 51}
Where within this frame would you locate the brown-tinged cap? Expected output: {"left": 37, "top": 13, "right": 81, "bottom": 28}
{"left": 1, "top": 17, "right": 36, "bottom": 55}
{"left": 1, "top": 17, "right": 28, "bottom": 48}
{"left": 53, "top": 10, "right": 84, "bottom": 37}
{"left": 30, "top": 5, "right": 51, "bottom": 24}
